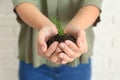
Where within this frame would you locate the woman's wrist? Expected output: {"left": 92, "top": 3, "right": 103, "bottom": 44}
{"left": 64, "top": 21, "right": 84, "bottom": 34}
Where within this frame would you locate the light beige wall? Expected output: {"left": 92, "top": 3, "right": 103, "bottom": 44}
{"left": 0, "top": 0, "right": 19, "bottom": 80}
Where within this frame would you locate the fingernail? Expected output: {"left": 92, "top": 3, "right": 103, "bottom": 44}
{"left": 60, "top": 43, "right": 64, "bottom": 48}
{"left": 66, "top": 40, "right": 70, "bottom": 45}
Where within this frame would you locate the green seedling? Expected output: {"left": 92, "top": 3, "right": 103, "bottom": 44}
{"left": 50, "top": 17, "right": 64, "bottom": 36}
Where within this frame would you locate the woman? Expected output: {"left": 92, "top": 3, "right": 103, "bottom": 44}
{"left": 12, "top": 0, "right": 102, "bottom": 80}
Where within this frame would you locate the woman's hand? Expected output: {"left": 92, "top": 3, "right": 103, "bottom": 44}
{"left": 37, "top": 25, "right": 64, "bottom": 64}
{"left": 57, "top": 5, "right": 100, "bottom": 64}
{"left": 37, "top": 25, "right": 58, "bottom": 58}
{"left": 58, "top": 25, "right": 88, "bottom": 64}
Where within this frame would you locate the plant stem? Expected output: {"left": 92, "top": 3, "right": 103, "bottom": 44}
{"left": 50, "top": 17, "right": 64, "bottom": 36}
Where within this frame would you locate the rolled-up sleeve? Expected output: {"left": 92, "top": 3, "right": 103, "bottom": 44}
{"left": 12, "top": 0, "right": 35, "bottom": 7}
{"left": 82, "top": 0, "right": 103, "bottom": 10}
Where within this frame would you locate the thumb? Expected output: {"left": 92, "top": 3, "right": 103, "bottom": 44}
{"left": 38, "top": 34, "right": 47, "bottom": 53}
{"left": 77, "top": 36, "right": 83, "bottom": 48}
{"left": 40, "top": 40, "right": 47, "bottom": 53}
{"left": 76, "top": 32, "right": 83, "bottom": 48}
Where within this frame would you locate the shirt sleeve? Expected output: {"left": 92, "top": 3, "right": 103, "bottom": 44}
{"left": 82, "top": 0, "right": 103, "bottom": 10}
{"left": 81, "top": 0, "right": 103, "bottom": 26}
{"left": 12, "top": 0, "right": 35, "bottom": 7}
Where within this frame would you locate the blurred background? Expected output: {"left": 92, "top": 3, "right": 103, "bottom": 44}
{"left": 0, "top": 0, "right": 120, "bottom": 80}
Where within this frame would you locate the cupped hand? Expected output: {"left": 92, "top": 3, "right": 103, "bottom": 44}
{"left": 37, "top": 25, "right": 58, "bottom": 57}
{"left": 58, "top": 25, "right": 88, "bottom": 64}
{"left": 37, "top": 25, "right": 64, "bottom": 64}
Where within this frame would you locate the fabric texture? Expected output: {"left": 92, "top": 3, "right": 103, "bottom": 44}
{"left": 19, "top": 59, "right": 91, "bottom": 80}
{"left": 12, "top": 0, "right": 103, "bottom": 67}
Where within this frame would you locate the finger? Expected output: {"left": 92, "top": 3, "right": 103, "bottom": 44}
{"left": 55, "top": 47, "right": 63, "bottom": 53}
{"left": 37, "top": 47, "right": 44, "bottom": 56}
{"left": 49, "top": 47, "right": 63, "bottom": 63}
{"left": 59, "top": 43, "right": 78, "bottom": 58}
{"left": 37, "top": 33, "right": 47, "bottom": 53}
{"left": 55, "top": 58, "right": 62, "bottom": 64}
{"left": 61, "top": 60, "right": 68, "bottom": 64}
{"left": 58, "top": 53, "right": 74, "bottom": 63}
{"left": 65, "top": 40, "right": 80, "bottom": 52}
{"left": 77, "top": 32, "right": 88, "bottom": 53}
{"left": 77, "top": 31, "right": 84, "bottom": 48}
{"left": 48, "top": 48, "right": 61, "bottom": 63}
{"left": 45, "top": 41, "right": 58, "bottom": 57}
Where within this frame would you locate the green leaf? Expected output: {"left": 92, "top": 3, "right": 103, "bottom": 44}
{"left": 50, "top": 17, "right": 64, "bottom": 36}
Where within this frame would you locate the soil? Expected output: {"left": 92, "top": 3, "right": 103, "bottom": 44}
{"left": 47, "top": 34, "right": 76, "bottom": 47}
